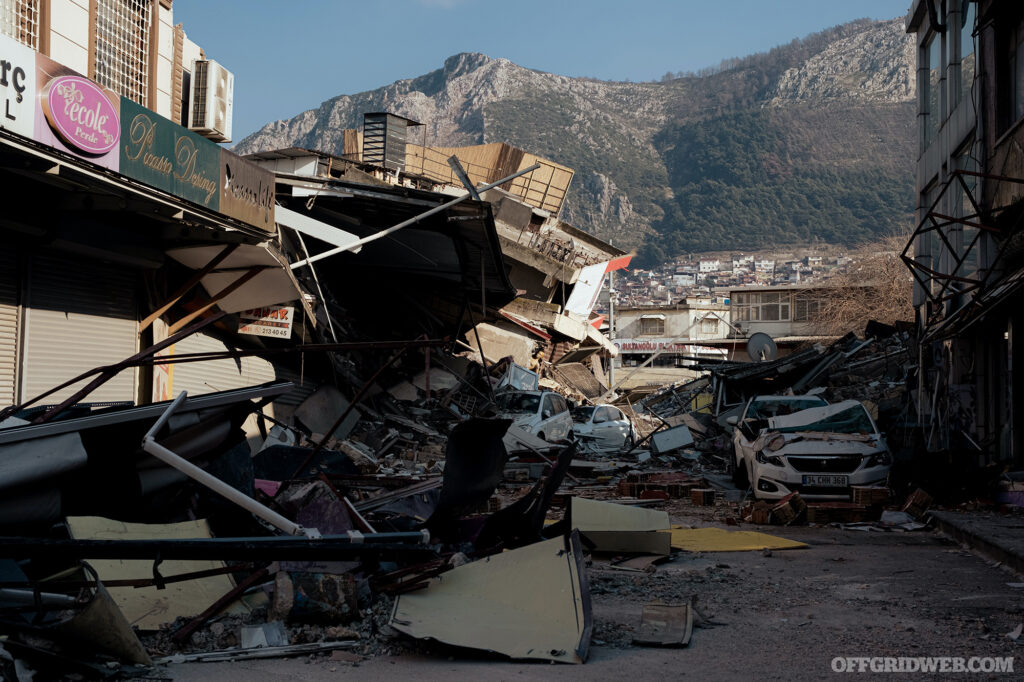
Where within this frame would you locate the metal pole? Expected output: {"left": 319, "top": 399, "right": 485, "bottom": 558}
{"left": 142, "top": 392, "right": 313, "bottom": 538}
{"left": 608, "top": 269, "right": 615, "bottom": 388}
{"left": 290, "top": 164, "right": 541, "bottom": 270}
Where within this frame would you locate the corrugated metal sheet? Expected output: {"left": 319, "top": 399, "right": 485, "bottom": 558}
{"left": 0, "top": 250, "right": 19, "bottom": 409}
{"left": 20, "top": 255, "right": 139, "bottom": 405}
{"left": 171, "top": 332, "right": 316, "bottom": 405}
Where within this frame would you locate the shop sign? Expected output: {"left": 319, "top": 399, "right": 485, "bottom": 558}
{"left": 41, "top": 75, "right": 119, "bottom": 155}
{"left": 238, "top": 306, "right": 293, "bottom": 339}
{"left": 120, "top": 97, "right": 220, "bottom": 209}
{"left": 0, "top": 34, "right": 35, "bottom": 138}
{"left": 34, "top": 52, "right": 119, "bottom": 171}
{"left": 220, "top": 151, "right": 275, "bottom": 232}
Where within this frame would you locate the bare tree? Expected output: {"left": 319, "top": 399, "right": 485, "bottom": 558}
{"left": 808, "top": 231, "right": 914, "bottom": 337}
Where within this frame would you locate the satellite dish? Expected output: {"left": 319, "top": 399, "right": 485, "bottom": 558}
{"left": 746, "top": 332, "right": 778, "bottom": 363}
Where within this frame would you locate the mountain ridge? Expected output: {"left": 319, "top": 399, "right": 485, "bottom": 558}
{"left": 234, "top": 17, "right": 915, "bottom": 265}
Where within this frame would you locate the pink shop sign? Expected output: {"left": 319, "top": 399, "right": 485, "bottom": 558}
{"left": 41, "top": 75, "right": 120, "bottom": 156}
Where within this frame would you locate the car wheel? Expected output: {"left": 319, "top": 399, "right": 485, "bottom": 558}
{"left": 732, "top": 459, "right": 749, "bottom": 488}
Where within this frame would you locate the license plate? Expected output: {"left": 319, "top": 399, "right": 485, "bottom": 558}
{"left": 802, "top": 475, "right": 848, "bottom": 487}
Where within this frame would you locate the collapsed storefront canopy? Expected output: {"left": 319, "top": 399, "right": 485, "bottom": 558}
{"left": 274, "top": 175, "right": 517, "bottom": 336}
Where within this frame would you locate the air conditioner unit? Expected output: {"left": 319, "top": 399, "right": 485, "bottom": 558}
{"left": 189, "top": 59, "right": 233, "bottom": 143}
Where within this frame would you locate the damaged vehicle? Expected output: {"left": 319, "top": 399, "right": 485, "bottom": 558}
{"left": 492, "top": 390, "right": 573, "bottom": 442}
{"left": 730, "top": 398, "right": 890, "bottom": 500}
{"left": 571, "top": 404, "right": 637, "bottom": 451}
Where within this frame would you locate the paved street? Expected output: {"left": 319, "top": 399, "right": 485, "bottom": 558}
{"left": 167, "top": 516, "right": 1024, "bottom": 681}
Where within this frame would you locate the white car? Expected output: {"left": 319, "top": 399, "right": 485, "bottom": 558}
{"left": 493, "top": 390, "right": 573, "bottom": 442}
{"left": 730, "top": 398, "right": 891, "bottom": 501}
{"left": 571, "top": 404, "right": 636, "bottom": 451}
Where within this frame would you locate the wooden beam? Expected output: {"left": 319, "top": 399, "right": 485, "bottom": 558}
{"left": 168, "top": 266, "right": 266, "bottom": 334}
{"left": 140, "top": 243, "right": 238, "bottom": 331}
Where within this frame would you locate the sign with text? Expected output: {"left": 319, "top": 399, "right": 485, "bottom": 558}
{"left": 0, "top": 33, "right": 36, "bottom": 138}
{"left": 220, "top": 151, "right": 275, "bottom": 232}
{"left": 120, "top": 97, "right": 220, "bottom": 209}
{"left": 613, "top": 338, "right": 728, "bottom": 356}
{"left": 34, "top": 51, "right": 119, "bottom": 171}
{"left": 238, "top": 306, "right": 293, "bottom": 339}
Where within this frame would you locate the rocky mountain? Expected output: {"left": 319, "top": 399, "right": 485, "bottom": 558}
{"left": 235, "top": 18, "right": 916, "bottom": 265}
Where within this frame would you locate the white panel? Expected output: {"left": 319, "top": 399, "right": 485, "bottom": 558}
{"left": 47, "top": 32, "right": 89, "bottom": 74}
{"left": 49, "top": 0, "right": 89, "bottom": 48}
{"left": 155, "top": 88, "right": 171, "bottom": 117}
{"left": 0, "top": 250, "right": 19, "bottom": 409}
{"left": 21, "top": 255, "right": 139, "bottom": 405}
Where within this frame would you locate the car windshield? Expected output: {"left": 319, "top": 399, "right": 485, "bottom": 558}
{"left": 572, "top": 406, "right": 596, "bottom": 422}
{"left": 748, "top": 398, "right": 826, "bottom": 419}
{"left": 774, "top": 405, "right": 873, "bottom": 435}
{"left": 494, "top": 392, "right": 540, "bottom": 414}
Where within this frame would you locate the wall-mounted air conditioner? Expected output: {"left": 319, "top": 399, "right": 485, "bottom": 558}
{"left": 189, "top": 59, "right": 233, "bottom": 143}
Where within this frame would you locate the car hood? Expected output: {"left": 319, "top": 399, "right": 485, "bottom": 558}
{"left": 497, "top": 412, "right": 537, "bottom": 428}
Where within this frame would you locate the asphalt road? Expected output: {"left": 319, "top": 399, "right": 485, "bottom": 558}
{"left": 164, "top": 516, "right": 1024, "bottom": 681}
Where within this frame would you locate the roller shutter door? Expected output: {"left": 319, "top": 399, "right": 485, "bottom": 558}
{"left": 20, "top": 255, "right": 139, "bottom": 405}
{"left": 171, "top": 332, "right": 317, "bottom": 404}
{"left": 0, "top": 250, "right": 19, "bottom": 409}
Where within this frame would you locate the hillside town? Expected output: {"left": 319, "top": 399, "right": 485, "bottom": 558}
{"left": 0, "top": 1, "right": 1022, "bottom": 680}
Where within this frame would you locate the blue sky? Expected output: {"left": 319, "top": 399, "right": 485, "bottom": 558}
{"left": 173, "top": 0, "right": 911, "bottom": 144}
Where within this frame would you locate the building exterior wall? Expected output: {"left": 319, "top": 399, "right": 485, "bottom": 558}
{"left": 906, "top": 0, "right": 1023, "bottom": 465}
{"left": 3, "top": 0, "right": 227, "bottom": 138}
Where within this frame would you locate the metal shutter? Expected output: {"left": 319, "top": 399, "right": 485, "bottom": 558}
{"left": 171, "top": 332, "right": 317, "bottom": 404}
{"left": 0, "top": 250, "right": 19, "bottom": 409}
{"left": 171, "top": 331, "right": 277, "bottom": 396}
{"left": 20, "top": 255, "right": 139, "bottom": 405}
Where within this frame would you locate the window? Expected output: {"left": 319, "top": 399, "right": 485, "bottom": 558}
{"left": 997, "top": 7, "right": 1024, "bottom": 134}
{"left": 924, "top": 32, "right": 942, "bottom": 145}
{"left": 955, "top": 141, "right": 980, "bottom": 277}
{"left": 700, "top": 317, "right": 719, "bottom": 334}
{"left": 957, "top": 0, "right": 976, "bottom": 102}
{"left": 639, "top": 317, "right": 664, "bottom": 335}
{"left": 94, "top": 0, "right": 152, "bottom": 105}
{"left": 732, "top": 292, "right": 791, "bottom": 322}
{"left": 794, "top": 294, "right": 822, "bottom": 322}
{"left": 0, "top": 0, "right": 38, "bottom": 48}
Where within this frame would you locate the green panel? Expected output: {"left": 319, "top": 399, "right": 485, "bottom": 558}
{"left": 119, "top": 97, "right": 220, "bottom": 211}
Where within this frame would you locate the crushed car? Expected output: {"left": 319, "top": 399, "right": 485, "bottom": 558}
{"left": 571, "top": 404, "right": 637, "bottom": 451}
{"left": 729, "top": 398, "right": 891, "bottom": 500}
{"left": 492, "top": 389, "right": 573, "bottom": 442}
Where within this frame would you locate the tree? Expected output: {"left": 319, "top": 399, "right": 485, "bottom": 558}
{"left": 808, "top": 230, "right": 914, "bottom": 337}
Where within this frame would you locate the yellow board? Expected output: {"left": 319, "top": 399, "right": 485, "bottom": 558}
{"left": 663, "top": 526, "right": 807, "bottom": 552}
{"left": 66, "top": 516, "right": 252, "bottom": 630}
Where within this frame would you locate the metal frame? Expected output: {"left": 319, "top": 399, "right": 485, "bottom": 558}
{"left": 901, "top": 169, "right": 1024, "bottom": 327}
